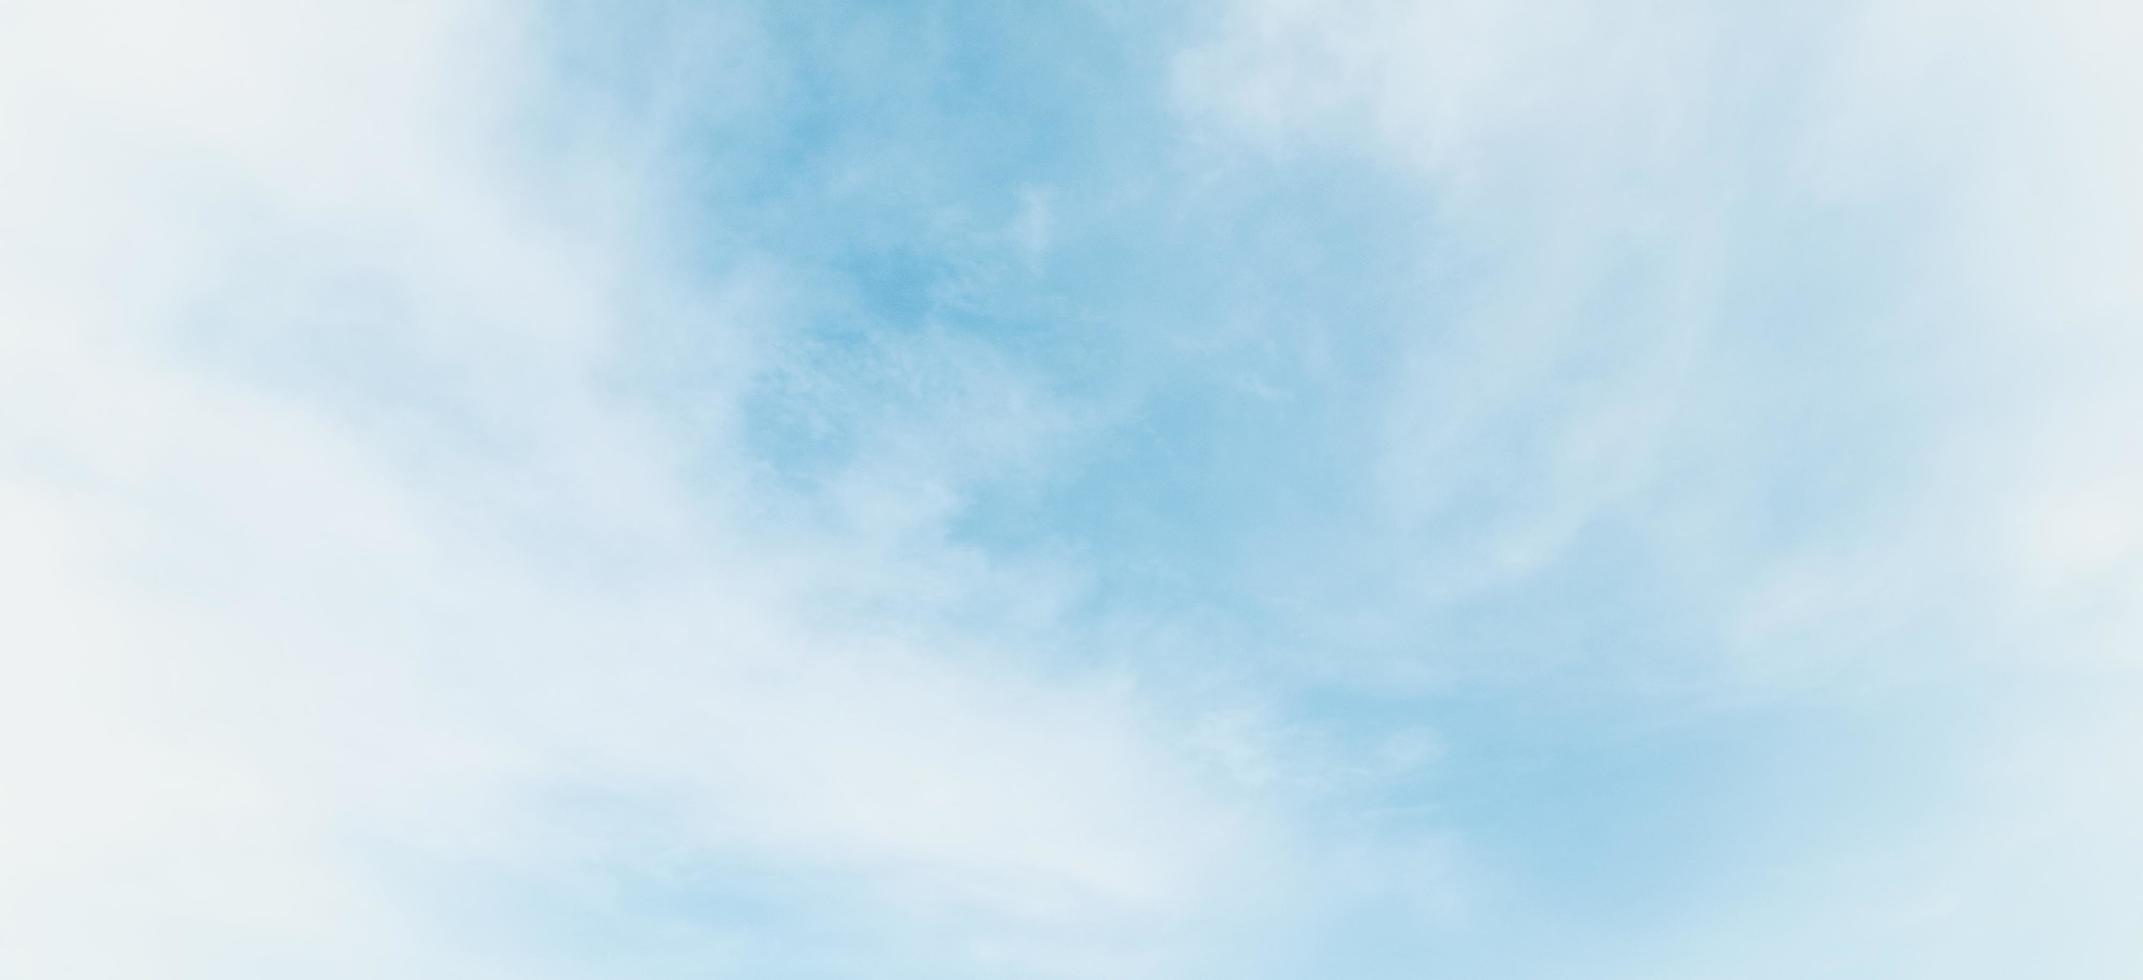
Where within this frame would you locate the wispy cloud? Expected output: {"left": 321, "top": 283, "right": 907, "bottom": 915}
{"left": 3, "top": 0, "right": 2139, "bottom": 977}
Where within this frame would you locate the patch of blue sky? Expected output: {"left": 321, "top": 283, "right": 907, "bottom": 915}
{"left": 536, "top": 1, "right": 2129, "bottom": 970}
{"left": 6, "top": 0, "right": 2140, "bottom": 976}
{"left": 627, "top": 0, "right": 1997, "bottom": 913}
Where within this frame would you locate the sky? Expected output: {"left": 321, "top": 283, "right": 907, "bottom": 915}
{"left": 2, "top": 0, "right": 2140, "bottom": 977}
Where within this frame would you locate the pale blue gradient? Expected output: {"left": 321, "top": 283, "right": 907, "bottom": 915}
{"left": 1, "top": 1, "right": 2138, "bottom": 978}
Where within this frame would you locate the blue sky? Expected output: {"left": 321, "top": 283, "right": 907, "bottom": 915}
{"left": 3, "top": 1, "right": 2141, "bottom": 977}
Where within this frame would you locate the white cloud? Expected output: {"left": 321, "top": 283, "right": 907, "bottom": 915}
{"left": 1174, "top": 0, "right": 2143, "bottom": 972}
{"left": 8, "top": 0, "right": 2139, "bottom": 974}
{"left": 0, "top": 3, "right": 1283, "bottom": 976}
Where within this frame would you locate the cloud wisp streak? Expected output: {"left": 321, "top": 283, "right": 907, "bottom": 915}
{"left": 3, "top": 1, "right": 2140, "bottom": 977}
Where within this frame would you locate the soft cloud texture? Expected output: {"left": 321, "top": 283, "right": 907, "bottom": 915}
{"left": 4, "top": 0, "right": 2139, "bottom": 977}
{"left": 2, "top": 3, "right": 1270, "bottom": 976}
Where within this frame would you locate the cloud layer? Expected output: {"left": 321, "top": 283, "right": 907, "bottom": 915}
{"left": 3, "top": 1, "right": 2139, "bottom": 977}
